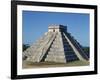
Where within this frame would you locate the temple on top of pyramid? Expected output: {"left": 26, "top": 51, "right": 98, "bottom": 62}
{"left": 23, "top": 24, "right": 89, "bottom": 63}
{"left": 48, "top": 24, "right": 67, "bottom": 32}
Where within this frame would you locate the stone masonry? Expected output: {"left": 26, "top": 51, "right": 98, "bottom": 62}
{"left": 23, "top": 24, "right": 89, "bottom": 63}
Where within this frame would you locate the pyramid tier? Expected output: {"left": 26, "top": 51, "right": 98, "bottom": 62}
{"left": 23, "top": 25, "right": 88, "bottom": 63}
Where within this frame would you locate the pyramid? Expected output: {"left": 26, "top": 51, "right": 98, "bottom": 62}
{"left": 23, "top": 24, "right": 89, "bottom": 63}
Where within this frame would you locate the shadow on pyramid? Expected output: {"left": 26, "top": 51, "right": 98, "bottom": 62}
{"left": 23, "top": 24, "right": 89, "bottom": 64}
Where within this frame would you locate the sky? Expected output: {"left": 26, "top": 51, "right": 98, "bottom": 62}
{"left": 22, "top": 11, "right": 90, "bottom": 47}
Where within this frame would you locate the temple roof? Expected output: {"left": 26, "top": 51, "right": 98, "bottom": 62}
{"left": 48, "top": 24, "right": 67, "bottom": 30}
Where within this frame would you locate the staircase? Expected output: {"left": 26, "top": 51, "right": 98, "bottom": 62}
{"left": 44, "top": 32, "right": 66, "bottom": 63}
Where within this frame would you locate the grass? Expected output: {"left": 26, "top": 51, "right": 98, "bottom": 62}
{"left": 22, "top": 60, "right": 89, "bottom": 69}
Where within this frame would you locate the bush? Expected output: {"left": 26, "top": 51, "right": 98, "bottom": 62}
{"left": 23, "top": 44, "right": 30, "bottom": 51}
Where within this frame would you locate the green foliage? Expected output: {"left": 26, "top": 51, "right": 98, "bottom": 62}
{"left": 83, "top": 47, "right": 89, "bottom": 53}
{"left": 83, "top": 46, "right": 89, "bottom": 58}
{"left": 23, "top": 44, "right": 30, "bottom": 51}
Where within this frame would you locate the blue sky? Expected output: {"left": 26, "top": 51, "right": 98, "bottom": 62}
{"left": 22, "top": 11, "right": 89, "bottom": 47}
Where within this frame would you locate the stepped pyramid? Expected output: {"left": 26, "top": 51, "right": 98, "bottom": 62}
{"left": 23, "top": 24, "right": 89, "bottom": 63}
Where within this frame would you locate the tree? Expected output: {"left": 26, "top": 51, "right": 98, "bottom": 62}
{"left": 83, "top": 46, "right": 90, "bottom": 58}
{"left": 23, "top": 44, "right": 30, "bottom": 51}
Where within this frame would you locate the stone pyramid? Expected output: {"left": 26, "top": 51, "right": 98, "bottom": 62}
{"left": 23, "top": 24, "right": 89, "bottom": 63}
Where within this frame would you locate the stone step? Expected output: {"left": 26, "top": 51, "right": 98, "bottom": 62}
{"left": 45, "top": 59, "right": 66, "bottom": 63}
{"left": 64, "top": 51, "right": 75, "bottom": 55}
{"left": 47, "top": 52, "right": 77, "bottom": 57}
{"left": 66, "top": 56, "right": 78, "bottom": 62}
{"left": 48, "top": 51, "right": 64, "bottom": 54}
{"left": 46, "top": 55, "right": 65, "bottom": 59}
{"left": 63, "top": 45, "right": 72, "bottom": 48}
{"left": 51, "top": 44, "right": 63, "bottom": 47}
{"left": 45, "top": 57, "right": 66, "bottom": 62}
{"left": 64, "top": 48, "right": 73, "bottom": 51}
{"left": 49, "top": 48, "right": 63, "bottom": 51}
{"left": 65, "top": 54, "right": 76, "bottom": 56}
{"left": 52, "top": 41, "right": 61, "bottom": 44}
{"left": 63, "top": 43, "right": 70, "bottom": 46}
{"left": 47, "top": 52, "right": 65, "bottom": 57}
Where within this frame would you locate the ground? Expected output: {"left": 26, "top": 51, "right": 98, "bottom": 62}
{"left": 22, "top": 60, "right": 89, "bottom": 69}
